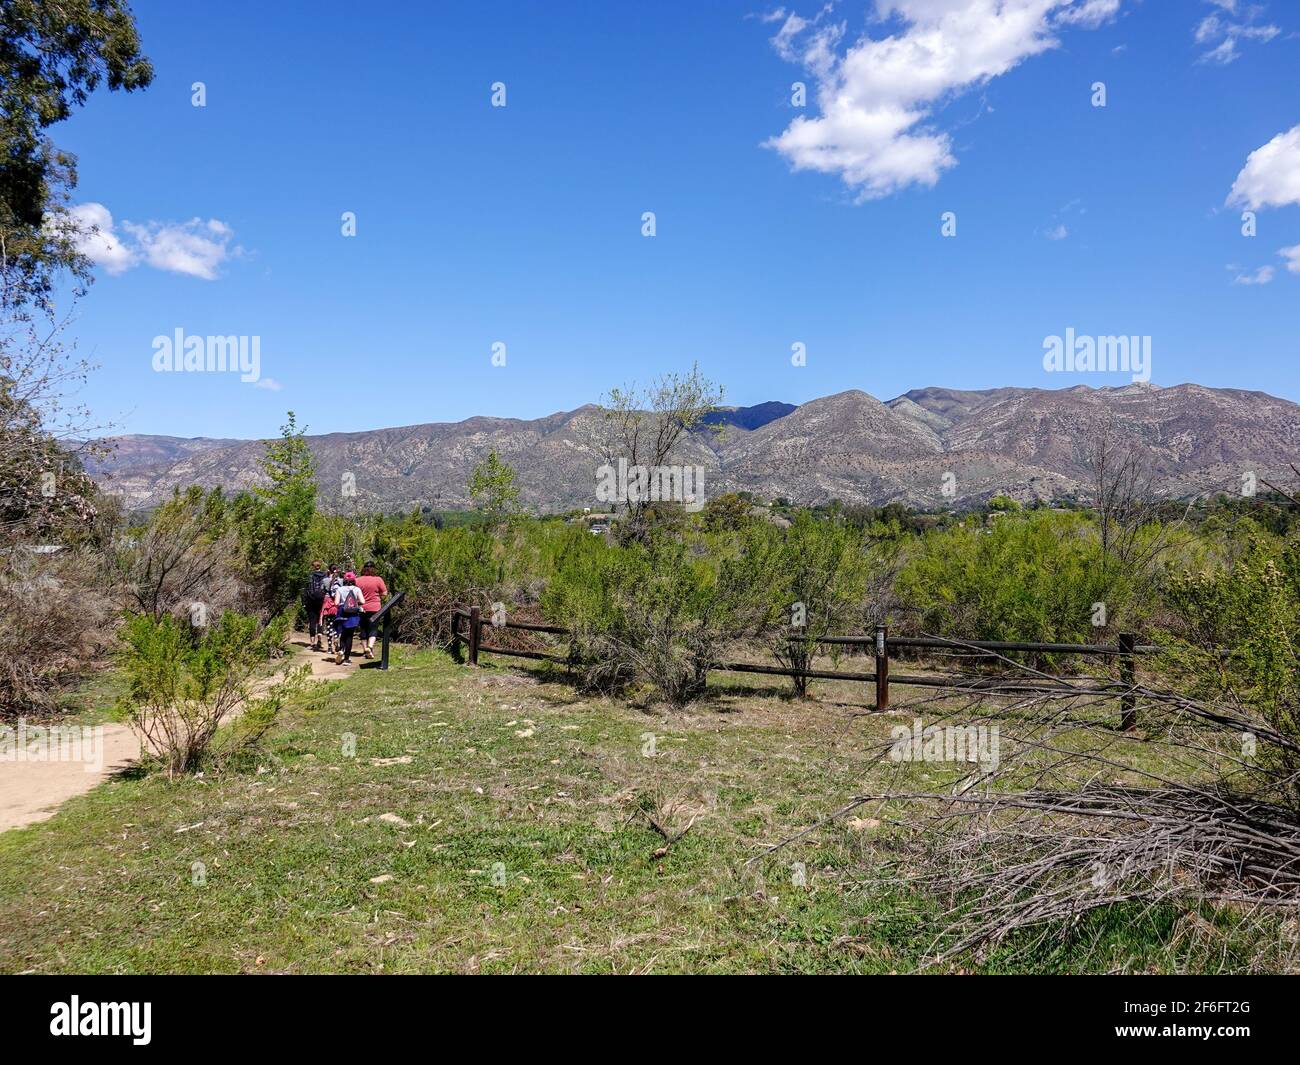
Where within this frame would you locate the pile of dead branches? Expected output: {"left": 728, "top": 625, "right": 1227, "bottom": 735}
{"left": 754, "top": 635, "right": 1300, "bottom": 968}
{"left": 871, "top": 773, "right": 1300, "bottom": 962}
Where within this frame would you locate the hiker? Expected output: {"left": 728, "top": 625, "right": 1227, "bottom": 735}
{"left": 304, "top": 560, "right": 329, "bottom": 651}
{"left": 356, "top": 562, "right": 389, "bottom": 660}
{"left": 318, "top": 567, "right": 340, "bottom": 656}
{"left": 332, "top": 571, "right": 366, "bottom": 665}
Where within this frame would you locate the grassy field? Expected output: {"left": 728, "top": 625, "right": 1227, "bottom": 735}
{"left": 0, "top": 647, "right": 1275, "bottom": 973}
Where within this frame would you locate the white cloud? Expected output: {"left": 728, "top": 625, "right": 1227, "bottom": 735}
{"left": 1045, "top": 222, "right": 1069, "bottom": 239}
{"left": 1193, "top": 1, "right": 1278, "bottom": 65}
{"left": 254, "top": 377, "right": 283, "bottom": 392}
{"left": 1231, "top": 264, "right": 1275, "bottom": 285}
{"left": 61, "top": 202, "right": 137, "bottom": 274}
{"left": 53, "top": 203, "right": 239, "bottom": 280}
{"left": 1229, "top": 246, "right": 1300, "bottom": 284}
{"left": 121, "top": 217, "right": 237, "bottom": 280}
{"left": 1056, "top": 0, "right": 1120, "bottom": 28}
{"left": 764, "top": 1, "right": 1122, "bottom": 201}
{"left": 1227, "top": 125, "right": 1300, "bottom": 211}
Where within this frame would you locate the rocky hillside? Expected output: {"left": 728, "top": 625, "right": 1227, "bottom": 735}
{"left": 89, "top": 385, "right": 1299, "bottom": 512}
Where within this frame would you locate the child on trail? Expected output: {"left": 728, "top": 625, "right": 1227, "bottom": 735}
{"left": 319, "top": 574, "right": 340, "bottom": 656}
{"left": 333, "top": 571, "right": 366, "bottom": 665}
{"left": 355, "top": 562, "right": 389, "bottom": 660}
{"left": 304, "top": 561, "right": 329, "bottom": 651}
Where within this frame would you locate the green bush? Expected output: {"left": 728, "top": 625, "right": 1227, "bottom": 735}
{"left": 544, "top": 532, "right": 726, "bottom": 706}
{"left": 896, "top": 511, "right": 1134, "bottom": 648}
{"left": 116, "top": 609, "right": 305, "bottom": 776}
{"left": 1162, "top": 535, "right": 1300, "bottom": 760}
{"left": 718, "top": 513, "right": 874, "bottom": 695}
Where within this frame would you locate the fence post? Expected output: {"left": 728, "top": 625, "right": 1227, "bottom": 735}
{"left": 874, "top": 623, "right": 889, "bottom": 710}
{"left": 381, "top": 610, "right": 391, "bottom": 670}
{"left": 1119, "top": 632, "right": 1136, "bottom": 731}
{"left": 468, "top": 606, "right": 481, "bottom": 666}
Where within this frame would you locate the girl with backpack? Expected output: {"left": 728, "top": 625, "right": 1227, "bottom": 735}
{"left": 332, "top": 571, "right": 366, "bottom": 665}
{"left": 319, "top": 569, "right": 341, "bottom": 657}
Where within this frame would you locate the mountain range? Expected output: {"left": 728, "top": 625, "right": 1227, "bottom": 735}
{"left": 86, "top": 383, "right": 1300, "bottom": 513}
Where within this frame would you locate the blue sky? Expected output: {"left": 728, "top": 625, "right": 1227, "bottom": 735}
{"left": 54, "top": 0, "right": 1300, "bottom": 439}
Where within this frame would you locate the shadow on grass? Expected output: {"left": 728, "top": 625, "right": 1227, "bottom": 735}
{"left": 108, "top": 762, "right": 149, "bottom": 782}
{"left": 468, "top": 652, "right": 844, "bottom": 715}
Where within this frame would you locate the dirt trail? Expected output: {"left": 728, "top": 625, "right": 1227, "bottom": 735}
{"left": 0, "top": 638, "right": 364, "bottom": 833}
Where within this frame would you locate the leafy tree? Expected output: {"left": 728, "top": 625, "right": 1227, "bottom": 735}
{"left": 0, "top": 3, "right": 151, "bottom": 542}
{"left": 467, "top": 448, "right": 521, "bottom": 526}
{"left": 1, "top": 0, "right": 152, "bottom": 305}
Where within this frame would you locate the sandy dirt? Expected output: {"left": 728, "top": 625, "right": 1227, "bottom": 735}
{"left": 0, "top": 637, "right": 367, "bottom": 833}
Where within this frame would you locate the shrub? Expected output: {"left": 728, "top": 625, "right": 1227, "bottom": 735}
{"left": 306, "top": 509, "right": 381, "bottom": 577}
{"left": 770, "top": 513, "right": 873, "bottom": 695}
{"left": 895, "top": 511, "right": 1137, "bottom": 649}
{"left": 360, "top": 515, "right": 601, "bottom": 646}
{"left": 717, "top": 514, "right": 875, "bottom": 695}
{"left": 1162, "top": 537, "right": 1300, "bottom": 778}
{"left": 115, "top": 609, "right": 304, "bottom": 776}
{"left": 388, "top": 525, "right": 501, "bottom": 645}
{"left": 544, "top": 532, "right": 724, "bottom": 706}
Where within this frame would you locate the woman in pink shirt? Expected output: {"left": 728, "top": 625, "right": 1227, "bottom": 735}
{"left": 356, "top": 562, "right": 389, "bottom": 659}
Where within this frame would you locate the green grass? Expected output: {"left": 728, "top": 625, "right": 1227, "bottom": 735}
{"left": 0, "top": 648, "right": 1276, "bottom": 973}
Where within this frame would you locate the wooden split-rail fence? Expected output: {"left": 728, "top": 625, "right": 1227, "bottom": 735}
{"left": 449, "top": 605, "right": 1156, "bottom": 729}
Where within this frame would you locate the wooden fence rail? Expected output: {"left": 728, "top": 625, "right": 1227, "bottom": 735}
{"left": 373, "top": 591, "right": 406, "bottom": 671}
{"left": 449, "top": 606, "right": 1155, "bottom": 729}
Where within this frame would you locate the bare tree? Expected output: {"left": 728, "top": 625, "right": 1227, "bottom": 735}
{"left": 113, "top": 491, "right": 245, "bottom": 620}
{"left": 1084, "top": 412, "right": 1192, "bottom": 630}
{"left": 597, "top": 363, "right": 723, "bottom": 541}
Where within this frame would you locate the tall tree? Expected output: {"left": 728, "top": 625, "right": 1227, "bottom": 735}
{"left": 0, "top": 0, "right": 152, "bottom": 305}
{"left": 467, "top": 448, "right": 521, "bottom": 526}
{"left": 248, "top": 413, "right": 318, "bottom": 613}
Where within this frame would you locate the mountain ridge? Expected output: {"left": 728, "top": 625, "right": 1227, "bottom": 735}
{"left": 89, "top": 384, "right": 1300, "bottom": 512}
